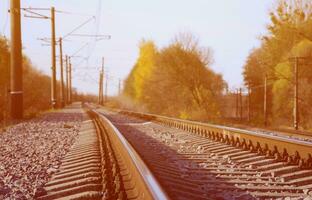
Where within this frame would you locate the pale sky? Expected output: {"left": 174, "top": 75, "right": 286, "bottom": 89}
{"left": 0, "top": 0, "right": 275, "bottom": 95}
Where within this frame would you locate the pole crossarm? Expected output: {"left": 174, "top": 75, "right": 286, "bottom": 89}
{"left": 23, "top": 15, "right": 48, "bottom": 19}
{"left": 21, "top": 7, "right": 50, "bottom": 11}
{"left": 37, "top": 37, "right": 54, "bottom": 43}
{"left": 21, "top": 8, "right": 50, "bottom": 19}
{"left": 37, "top": 37, "right": 71, "bottom": 46}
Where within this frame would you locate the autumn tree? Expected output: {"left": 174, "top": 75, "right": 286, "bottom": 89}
{"left": 0, "top": 37, "right": 10, "bottom": 121}
{"left": 0, "top": 36, "right": 91, "bottom": 121}
{"left": 23, "top": 57, "right": 51, "bottom": 115}
{"left": 272, "top": 40, "right": 312, "bottom": 127}
{"left": 243, "top": 0, "right": 312, "bottom": 128}
{"left": 123, "top": 33, "right": 226, "bottom": 121}
{"left": 123, "top": 40, "right": 158, "bottom": 108}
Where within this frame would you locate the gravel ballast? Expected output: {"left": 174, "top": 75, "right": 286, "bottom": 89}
{"left": 0, "top": 108, "right": 84, "bottom": 199}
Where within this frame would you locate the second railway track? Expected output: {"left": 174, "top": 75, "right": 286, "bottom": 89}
{"left": 98, "top": 107, "right": 312, "bottom": 200}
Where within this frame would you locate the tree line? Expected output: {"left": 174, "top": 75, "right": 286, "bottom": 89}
{"left": 122, "top": 0, "right": 312, "bottom": 130}
{"left": 122, "top": 33, "right": 226, "bottom": 121}
{"left": 0, "top": 36, "right": 52, "bottom": 121}
{"left": 243, "top": 0, "right": 312, "bottom": 129}
{"left": 0, "top": 36, "right": 95, "bottom": 123}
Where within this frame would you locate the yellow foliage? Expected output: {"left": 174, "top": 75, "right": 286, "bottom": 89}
{"left": 291, "top": 39, "right": 312, "bottom": 57}
{"left": 272, "top": 62, "right": 292, "bottom": 121}
{"left": 123, "top": 33, "right": 225, "bottom": 121}
{"left": 131, "top": 40, "right": 157, "bottom": 102}
{"left": 179, "top": 111, "right": 190, "bottom": 120}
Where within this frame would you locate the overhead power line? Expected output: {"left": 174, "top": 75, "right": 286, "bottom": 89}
{"left": 62, "top": 16, "right": 95, "bottom": 39}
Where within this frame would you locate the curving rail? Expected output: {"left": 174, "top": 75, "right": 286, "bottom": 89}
{"left": 117, "top": 110, "right": 312, "bottom": 169}
{"left": 91, "top": 109, "right": 169, "bottom": 200}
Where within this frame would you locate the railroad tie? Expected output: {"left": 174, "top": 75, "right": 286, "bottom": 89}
{"left": 37, "top": 119, "right": 103, "bottom": 200}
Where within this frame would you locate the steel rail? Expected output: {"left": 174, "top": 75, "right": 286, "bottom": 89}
{"left": 116, "top": 109, "right": 312, "bottom": 168}
{"left": 92, "top": 109, "right": 170, "bottom": 200}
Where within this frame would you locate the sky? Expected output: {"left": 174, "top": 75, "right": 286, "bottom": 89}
{"left": 0, "top": 0, "right": 275, "bottom": 95}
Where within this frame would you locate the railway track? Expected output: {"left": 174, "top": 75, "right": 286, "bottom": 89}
{"left": 36, "top": 104, "right": 312, "bottom": 199}
{"left": 97, "top": 108, "right": 312, "bottom": 199}
{"left": 36, "top": 109, "right": 168, "bottom": 200}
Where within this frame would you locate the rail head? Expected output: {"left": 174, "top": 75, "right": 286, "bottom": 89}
{"left": 94, "top": 110, "right": 170, "bottom": 200}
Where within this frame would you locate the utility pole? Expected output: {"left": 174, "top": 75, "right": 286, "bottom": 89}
{"left": 22, "top": 7, "right": 58, "bottom": 109}
{"left": 98, "top": 57, "right": 104, "bottom": 105}
{"left": 98, "top": 71, "right": 103, "bottom": 104}
{"left": 101, "top": 57, "right": 105, "bottom": 104}
{"left": 235, "top": 89, "right": 239, "bottom": 119}
{"left": 105, "top": 74, "right": 108, "bottom": 102}
{"left": 59, "top": 38, "right": 65, "bottom": 107}
{"left": 239, "top": 88, "right": 243, "bottom": 121}
{"left": 294, "top": 57, "right": 299, "bottom": 130}
{"left": 118, "top": 79, "right": 121, "bottom": 96}
{"left": 247, "top": 87, "right": 251, "bottom": 122}
{"left": 50, "top": 7, "right": 57, "bottom": 109}
{"left": 65, "top": 55, "right": 69, "bottom": 104}
{"left": 10, "top": 0, "right": 23, "bottom": 119}
{"left": 264, "top": 74, "right": 268, "bottom": 127}
{"left": 68, "top": 57, "right": 72, "bottom": 103}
